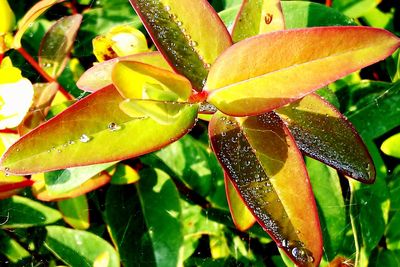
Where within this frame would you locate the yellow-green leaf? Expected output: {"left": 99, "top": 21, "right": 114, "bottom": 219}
{"left": 58, "top": 195, "right": 90, "bottom": 230}
{"left": 381, "top": 133, "right": 400, "bottom": 158}
{"left": 205, "top": 27, "right": 400, "bottom": 116}
{"left": 0, "top": 0, "right": 15, "bottom": 35}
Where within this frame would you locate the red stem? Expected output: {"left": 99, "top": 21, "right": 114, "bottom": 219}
{"left": 189, "top": 90, "right": 208, "bottom": 103}
{"left": 0, "top": 179, "right": 35, "bottom": 192}
{"left": 0, "top": 53, "right": 3, "bottom": 64}
{"left": 0, "top": 129, "right": 18, "bottom": 134}
{"left": 326, "top": 0, "right": 332, "bottom": 7}
{"left": 17, "top": 47, "right": 74, "bottom": 101}
{"left": 65, "top": 0, "right": 79, "bottom": 15}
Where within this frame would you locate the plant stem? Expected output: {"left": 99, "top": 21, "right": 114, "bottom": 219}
{"left": 326, "top": 0, "right": 332, "bottom": 7}
{"left": 0, "top": 129, "right": 18, "bottom": 134}
{"left": 17, "top": 47, "right": 74, "bottom": 101}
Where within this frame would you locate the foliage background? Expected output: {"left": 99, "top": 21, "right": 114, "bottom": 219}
{"left": 0, "top": 0, "right": 399, "bottom": 266}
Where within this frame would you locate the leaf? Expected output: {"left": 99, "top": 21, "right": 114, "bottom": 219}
{"left": 110, "top": 163, "right": 140, "bottom": 185}
{"left": 39, "top": 14, "right": 82, "bottom": 78}
{"left": 0, "top": 85, "right": 198, "bottom": 175}
{"left": 232, "top": 0, "right": 285, "bottom": 42}
{"left": 77, "top": 52, "right": 172, "bottom": 92}
{"left": 225, "top": 173, "right": 256, "bottom": 232}
{"left": 305, "top": 157, "right": 346, "bottom": 261}
{"left": 0, "top": 196, "right": 61, "bottom": 228}
{"left": 0, "top": 230, "right": 30, "bottom": 263}
{"left": 32, "top": 171, "right": 111, "bottom": 201}
{"left": 205, "top": 27, "right": 400, "bottom": 116}
{"left": 276, "top": 93, "right": 375, "bottom": 182}
{"left": 105, "top": 168, "right": 183, "bottom": 267}
{"left": 58, "top": 195, "right": 90, "bottom": 230}
{"left": 129, "top": 0, "right": 232, "bottom": 89}
{"left": 381, "top": 133, "right": 400, "bottom": 158}
{"left": 209, "top": 112, "right": 322, "bottom": 266}
{"left": 112, "top": 60, "right": 192, "bottom": 101}
{"left": 44, "top": 226, "right": 119, "bottom": 267}
{"left": 0, "top": 0, "right": 15, "bottom": 35}
{"left": 333, "top": 0, "right": 379, "bottom": 18}
{"left": 13, "top": 0, "right": 65, "bottom": 49}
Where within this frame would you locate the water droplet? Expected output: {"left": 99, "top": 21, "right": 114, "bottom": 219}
{"left": 164, "top": 5, "right": 171, "bottom": 11}
{"left": 189, "top": 40, "right": 198, "bottom": 47}
{"left": 44, "top": 62, "right": 53, "bottom": 68}
{"left": 231, "top": 137, "right": 237, "bottom": 143}
{"left": 291, "top": 247, "right": 313, "bottom": 263}
{"left": 176, "top": 21, "right": 183, "bottom": 27}
{"left": 16, "top": 148, "right": 20, "bottom": 152}
{"left": 47, "top": 150, "right": 51, "bottom": 153}
{"left": 79, "top": 134, "right": 91, "bottom": 143}
{"left": 264, "top": 13, "right": 273, "bottom": 24}
{"left": 68, "top": 140, "right": 75, "bottom": 145}
{"left": 221, "top": 132, "right": 226, "bottom": 137}
{"left": 4, "top": 167, "right": 9, "bottom": 172}
{"left": 108, "top": 122, "right": 121, "bottom": 131}
{"left": 282, "top": 239, "right": 290, "bottom": 248}
{"left": 204, "top": 63, "right": 211, "bottom": 68}
{"left": 245, "top": 161, "right": 251, "bottom": 166}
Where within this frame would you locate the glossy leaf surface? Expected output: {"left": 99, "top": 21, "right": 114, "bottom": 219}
{"left": 13, "top": 0, "right": 65, "bottom": 49}
{"left": 45, "top": 226, "right": 119, "bottom": 267}
{"left": 209, "top": 112, "right": 322, "bottom": 266}
{"left": 39, "top": 14, "right": 82, "bottom": 78}
{"left": 0, "top": 85, "right": 198, "bottom": 175}
{"left": 276, "top": 93, "right": 375, "bottom": 182}
{"left": 0, "top": 196, "right": 61, "bottom": 228}
{"left": 225, "top": 173, "right": 256, "bottom": 231}
{"left": 381, "top": 133, "right": 400, "bottom": 158}
{"left": 32, "top": 172, "right": 111, "bottom": 201}
{"left": 129, "top": 0, "right": 232, "bottom": 89}
{"left": 112, "top": 60, "right": 192, "bottom": 101}
{"left": 0, "top": 230, "right": 30, "bottom": 263}
{"left": 232, "top": 0, "right": 285, "bottom": 42}
{"left": 77, "top": 52, "right": 172, "bottom": 92}
{"left": 58, "top": 195, "right": 89, "bottom": 230}
{"left": 206, "top": 27, "right": 400, "bottom": 116}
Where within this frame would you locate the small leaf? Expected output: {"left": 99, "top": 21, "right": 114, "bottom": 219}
{"left": 232, "top": 0, "right": 285, "bottom": 42}
{"left": 45, "top": 226, "right": 119, "bottom": 267}
{"left": 112, "top": 60, "right": 192, "bottom": 101}
{"left": 276, "top": 93, "right": 375, "bottom": 182}
{"left": 39, "top": 14, "right": 82, "bottom": 78}
{"left": 77, "top": 52, "right": 172, "bottom": 92}
{"left": 129, "top": 0, "right": 232, "bottom": 89}
{"left": 110, "top": 163, "right": 140, "bottom": 185}
{"left": 225, "top": 173, "right": 256, "bottom": 232}
{"left": 0, "top": 230, "right": 30, "bottom": 263}
{"left": 381, "top": 133, "right": 400, "bottom": 158}
{"left": 0, "top": 85, "right": 198, "bottom": 175}
{"left": 0, "top": 196, "right": 62, "bottom": 228}
{"left": 32, "top": 172, "right": 111, "bottom": 201}
{"left": 58, "top": 195, "right": 90, "bottom": 230}
{"left": 13, "top": 0, "right": 65, "bottom": 49}
{"left": 205, "top": 27, "right": 400, "bottom": 116}
{"left": 209, "top": 112, "right": 322, "bottom": 266}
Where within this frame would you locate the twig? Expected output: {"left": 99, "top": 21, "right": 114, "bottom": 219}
{"left": 326, "top": 0, "right": 332, "bottom": 7}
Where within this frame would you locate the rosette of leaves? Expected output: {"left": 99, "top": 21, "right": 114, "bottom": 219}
{"left": 1, "top": 0, "right": 399, "bottom": 266}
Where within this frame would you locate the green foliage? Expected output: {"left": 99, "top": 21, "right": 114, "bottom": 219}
{"left": 0, "top": 0, "right": 399, "bottom": 266}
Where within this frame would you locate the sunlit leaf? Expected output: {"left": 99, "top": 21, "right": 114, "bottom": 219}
{"left": 225, "top": 173, "right": 256, "bottom": 232}
{"left": 58, "top": 195, "right": 90, "bottom": 230}
{"left": 0, "top": 0, "right": 15, "bottom": 35}
{"left": 232, "top": 0, "right": 285, "bottom": 42}
{"left": 0, "top": 85, "right": 198, "bottom": 175}
{"left": 276, "top": 93, "right": 375, "bottom": 182}
{"left": 93, "top": 25, "right": 149, "bottom": 62}
{"left": 39, "top": 14, "right": 82, "bottom": 78}
{"left": 110, "top": 163, "right": 140, "bottom": 185}
{"left": 32, "top": 172, "right": 111, "bottom": 201}
{"left": 112, "top": 60, "right": 192, "bottom": 101}
{"left": 381, "top": 133, "right": 400, "bottom": 158}
{"left": 333, "top": 0, "right": 379, "bottom": 18}
{"left": 13, "top": 0, "right": 65, "bottom": 49}
{"left": 0, "top": 230, "right": 30, "bottom": 263}
{"left": 209, "top": 112, "right": 322, "bottom": 266}
{"left": 0, "top": 196, "right": 61, "bottom": 228}
{"left": 77, "top": 52, "right": 172, "bottom": 92}
{"left": 205, "top": 27, "right": 400, "bottom": 116}
{"left": 129, "top": 0, "right": 232, "bottom": 89}
{"left": 45, "top": 226, "right": 119, "bottom": 267}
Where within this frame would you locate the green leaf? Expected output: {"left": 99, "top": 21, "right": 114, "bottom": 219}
{"left": 105, "top": 168, "right": 183, "bottom": 267}
{"left": 305, "top": 157, "right": 346, "bottom": 261}
{"left": 386, "top": 211, "right": 400, "bottom": 251}
{"left": 381, "top": 133, "right": 400, "bottom": 158}
{"left": 0, "top": 196, "right": 61, "bottom": 228}
{"left": 129, "top": 0, "right": 232, "bottom": 90}
{"left": 209, "top": 112, "right": 322, "bottom": 266}
{"left": 369, "top": 249, "right": 400, "bottom": 267}
{"left": 110, "top": 163, "right": 140, "bottom": 185}
{"left": 0, "top": 230, "right": 30, "bottom": 263}
{"left": 276, "top": 93, "right": 375, "bottom": 182}
{"left": 58, "top": 195, "right": 90, "bottom": 230}
{"left": 0, "top": 85, "right": 198, "bottom": 175}
{"left": 205, "top": 27, "right": 400, "bottom": 116}
{"left": 39, "top": 14, "right": 82, "bottom": 78}
{"left": 333, "top": 0, "right": 379, "bottom": 18}
{"left": 45, "top": 226, "right": 119, "bottom": 267}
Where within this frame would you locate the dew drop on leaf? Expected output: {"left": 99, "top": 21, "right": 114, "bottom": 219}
{"left": 108, "top": 122, "right": 121, "bottom": 131}
{"left": 79, "top": 134, "right": 91, "bottom": 143}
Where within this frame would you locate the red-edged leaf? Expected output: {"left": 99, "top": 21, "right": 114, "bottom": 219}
{"left": 275, "top": 93, "right": 375, "bottom": 183}
{"left": 205, "top": 26, "right": 400, "bottom": 116}
{"left": 209, "top": 112, "right": 322, "bottom": 266}
{"left": 225, "top": 173, "right": 256, "bottom": 231}
{"left": 232, "top": 0, "right": 285, "bottom": 42}
{"left": 129, "top": 0, "right": 232, "bottom": 90}
{"left": 39, "top": 14, "right": 82, "bottom": 78}
{"left": 0, "top": 85, "right": 198, "bottom": 175}
{"left": 77, "top": 52, "right": 172, "bottom": 92}
{"left": 0, "top": 177, "right": 34, "bottom": 200}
